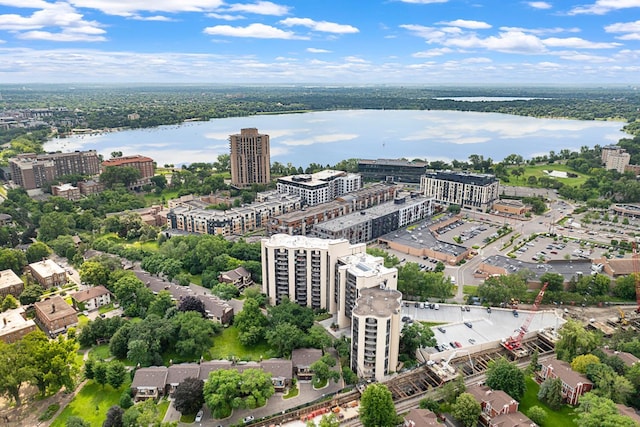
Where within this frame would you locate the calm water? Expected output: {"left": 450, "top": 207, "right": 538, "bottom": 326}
{"left": 44, "top": 110, "right": 627, "bottom": 168}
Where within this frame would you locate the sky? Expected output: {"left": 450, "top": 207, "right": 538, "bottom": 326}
{"left": 0, "top": 0, "right": 639, "bottom": 85}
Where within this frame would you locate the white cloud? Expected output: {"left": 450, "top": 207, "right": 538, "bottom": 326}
{"left": 0, "top": 2, "right": 106, "bottom": 41}
{"left": 280, "top": 17, "right": 359, "bottom": 34}
{"left": 206, "top": 12, "right": 245, "bottom": 20}
{"left": 132, "top": 15, "right": 173, "bottom": 21}
{"left": 223, "top": 1, "right": 290, "bottom": 16}
{"left": 500, "top": 26, "right": 581, "bottom": 35}
{"left": 0, "top": 0, "right": 50, "bottom": 7}
{"left": 437, "top": 19, "right": 491, "bottom": 29}
{"left": 203, "top": 23, "right": 304, "bottom": 39}
{"left": 344, "top": 56, "right": 368, "bottom": 63}
{"left": 445, "top": 31, "right": 547, "bottom": 54}
{"left": 412, "top": 47, "right": 452, "bottom": 57}
{"left": 605, "top": 20, "right": 640, "bottom": 40}
{"left": 542, "top": 37, "right": 621, "bottom": 48}
{"left": 569, "top": 0, "right": 640, "bottom": 15}
{"left": 557, "top": 51, "right": 614, "bottom": 62}
{"left": 527, "top": 1, "right": 552, "bottom": 9}
{"left": 68, "top": 0, "right": 225, "bottom": 17}
{"left": 307, "top": 47, "right": 331, "bottom": 53}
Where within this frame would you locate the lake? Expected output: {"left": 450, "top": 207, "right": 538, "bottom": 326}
{"left": 44, "top": 109, "right": 627, "bottom": 168}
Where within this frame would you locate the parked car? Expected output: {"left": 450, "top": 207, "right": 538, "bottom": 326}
{"left": 243, "top": 416, "right": 255, "bottom": 424}
{"left": 454, "top": 341, "right": 462, "bottom": 348}
{"left": 513, "top": 310, "right": 519, "bottom": 317}
{"left": 437, "top": 327, "right": 446, "bottom": 333}
{"left": 468, "top": 338, "right": 476, "bottom": 345}
{"left": 464, "top": 322, "right": 473, "bottom": 328}
{"left": 195, "top": 410, "right": 204, "bottom": 422}
{"left": 486, "top": 307, "right": 492, "bottom": 313}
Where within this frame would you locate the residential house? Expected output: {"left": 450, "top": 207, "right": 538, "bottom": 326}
{"left": 538, "top": 358, "right": 593, "bottom": 405}
{"left": 0, "top": 307, "right": 36, "bottom": 343}
{"left": 0, "top": 268, "right": 24, "bottom": 299}
{"left": 131, "top": 367, "right": 168, "bottom": 401}
{"left": 165, "top": 364, "right": 200, "bottom": 395}
{"left": 260, "top": 359, "right": 293, "bottom": 392}
{"left": 71, "top": 286, "right": 112, "bottom": 311}
{"left": 403, "top": 409, "right": 440, "bottom": 427}
{"left": 602, "top": 348, "right": 640, "bottom": 368}
{"left": 34, "top": 295, "right": 78, "bottom": 336}
{"left": 488, "top": 412, "right": 537, "bottom": 427}
{"left": 292, "top": 348, "right": 323, "bottom": 381}
{"left": 218, "top": 266, "right": 253, "bottom": 292}
{"left": 28, "top": 259, "right": 67, "bottom": 288}
{"left": 468, "top": 385, "right": 520, "bottom": 426}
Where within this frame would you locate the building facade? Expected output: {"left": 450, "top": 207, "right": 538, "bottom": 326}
{"left": 421, "top": 170, "right": 499, "bottom": 212}
{"left": 0, "top": 269, "right": 24, "bottom": 299}
{"left": 605, "top": 152, "right": 631, "bottom": 173}
{"left": 52, "top": 183, "right": 81, "bottom": 200}
{"left": 28, "top": 259, "right": 67, "bottom": 288}
{"left": 9, "top": 150, "right": 101, "bottom": 190}
{"left": 166, "top": 193, "right": 301, "bottom": 236}
{"left": 538, "top": 358, "right": 593, "bottom": 405}
{"left": 358, "top": 159, "right": 429, "bottom": 183}
{"left": 230, "top": 128, "right": 271, "bottom": 188}
{"left": 101, "top": 154, "right": 155, "bottom": 188}
{"left": 312, "top": 194, "right": 434, "bottom": 244}
{"left": 276, "top": 170, "right": 362, "bottom": 206}
{"left": 0, "top": 307, "right": 36, "bottom": 343}
{"left": 351, "top": 287, "right": 402, "bottom": 381}
{"left": 267, "top": 182, "right": 399, "bottom": 236}
{"left": 262, "top": 234, "right": 365, "bottom": 310}
{"left": 71, "top": 286, "right": 112, "bottom": 311}
{"left": 34, "top": 295, "right": 78, "bottom": 336}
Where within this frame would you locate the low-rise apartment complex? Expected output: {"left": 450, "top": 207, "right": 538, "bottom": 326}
{"left": 277, "top": 170, "right": 362, "bottom": 206}
{"left": 10, "top": 150, "right": 101, "bottom": 190}
{"left": 34, "top": 295, "right": 78, "bottom": 336}
{"left": 0, "top": 269, "right": 24, "bottom": 299}
{"left": 421, "top": 170, "right": 499, "bottom": 212}
{"left": 27, "top": 259, "right": 67, "bottom": 288}
{"left": 0, "top": 307, "right": 37, "bottom": 343}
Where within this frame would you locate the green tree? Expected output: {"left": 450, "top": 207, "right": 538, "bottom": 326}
{"left": 317, "top": 413, "right": 340, "bottom": 427}
{"left": 613, "top": 275, "right": 637, "bottom": 300}
{"left": 65, "top": 416, "right": 90, "bottom": 427}
{"left": 1, "top": 294, "right": 18, "bottom": 312}
{"left": 19, "top": 284, "right": 44, "bottom": 305}
{"left": 103, "top": 405, "right": 124, "bottom": 427}
{"left": 268, "top": 296, "right": 315, "bottom": 332}
{"left": 265, "top": 322, "right": 305, "bottom": 357}
{"left": 539, "top": 272, "right": 565, "bottom": 292}
{"left": 93, "top": 361, "right": 108, "bottom": 388}
{"left": 173, "top": 377, "right": 204, "bottom": 415}
{"left": 0, "top": 340, "right": 34, "bottom": 406}
{"left": 538, "top": 377, "right": 563, "bottom": 409}
{"left": 211, "top": 282, "right": 240, "bottom": 300}
{"left": 100, "top": 165, "right": 141, "bottom": 189}
{"left": 234, "top": 298, "right": 268, "bottom": 346}
{"left": 37, "top": 212, "right": 75, "bottom": 241}
{"left": 572, "top": 354, "right": 601, "bottom": 374}
{"left": 399, "top": 322, "right": 436, "bottom": 360}
{"left": 172, "top": 310, "right": 217, "bottom": 358}
{"left": 359, "top": 383, "right": 398, "bottom": 427}
{"left": 0, "top": 248, "right": 27, "bottom": 275}
{"left": 310, "top": 355, "right": 340, "bottom": 387}
{"left": 79, "top": 261, "right": 111, "bottom": 286}
{"left": 113, "top": 274, "right": 154, "bottom": 317}
{"left": 147, "top": 290, "right": 175, "bottom": 318}
{"left": 203, "top": 368, "right": 274, "bottom": 418}
{"left": 452, "top": 392, "right": 481, "bottom": 427}
{"left": 305, "top": 324, "right": 333, "bottom": 350}
{"left": 485, "top": 357, "right": 526, "bottom": 400}
{"left": 527, "top": 406, "right": 547, "bottom": 425}
{"left": 25, "top": 241, "right": 52, "bottom": 263}
{"left": 23, "top": 331, "right": 80, "bottom": 396}
{"left": 556, "top": 319, "right": 599, "bottom": 362}
{"left": 477, "top": 274, "right": 527, "bottom": 306}
{"left": 106, "top": 361, "right": 127, "bottom": 390}
{"left": 576, "top": 392, "right": 638, "bottom": 427}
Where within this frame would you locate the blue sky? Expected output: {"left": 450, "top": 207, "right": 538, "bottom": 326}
{"left": 0, "top": 0, "right": 639, "bottom": 85}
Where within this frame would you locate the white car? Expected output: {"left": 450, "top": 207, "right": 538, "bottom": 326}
{"left": 243, "top": 416, "right": 255, "bottom": 424}
{"left": 195, "top": 410, "right": 203, "bottom": 422}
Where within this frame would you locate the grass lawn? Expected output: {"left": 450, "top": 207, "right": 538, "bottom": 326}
{"left": 520, "top": 377, "right": 577, "bottom": 426}
{"left": 98, "top": 304, "right": 116, "bottom": 314}
{"left": 505, "top": 163, "right": 589, "bottom": 188}
{"left": 88, "top": 344, "right": 111, "bottom": 360}
{"left": 51, "top": 380, "right": 130, "bottom": 427}
{"left": 284, "top": 384, "right": 299, "bottom": 399}
{"left": 419, "top": 321, "right": 446, "bottom": 327}
{"left": 463, "top": 285, "right": 478, "bottom": 296}
{"left": 208, "top": 326, "right": 276, "bottom": 361}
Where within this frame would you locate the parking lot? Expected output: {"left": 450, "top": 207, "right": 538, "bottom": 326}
{"left": 509, "top": 233, "right": 608, "bottom": 263}
{"left": 435, "top": 219, "right": 501, "bottom": 248}
{"left": 401, "top": 303, "right": 565, "bottom": 355}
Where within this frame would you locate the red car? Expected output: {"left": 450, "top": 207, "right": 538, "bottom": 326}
{"left": 454, "top": 341, "right": 462, "bottom": 348}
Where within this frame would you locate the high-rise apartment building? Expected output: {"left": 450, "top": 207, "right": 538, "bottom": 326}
{"left": 10, "top": 150, "right": 101, "bottom": 190}
{"left": 421, "top": 170, "right": 499, "bottom": 212}
{"left": 276, "top": 170, "right": 362, "bottom": 206}
{"left": 351, "top": 287, "right": 401, "bottom": 381}
{"left": 230, "top": 128, "right": 271, "bottom": 188}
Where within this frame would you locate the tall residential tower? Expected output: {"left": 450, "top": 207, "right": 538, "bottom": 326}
{"left": 230, "top": 128, "right": 271, "bottom": 189}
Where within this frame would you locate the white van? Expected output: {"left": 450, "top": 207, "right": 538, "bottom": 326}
{"left": 434, "top": 304, "right": 440, "bottom": 310}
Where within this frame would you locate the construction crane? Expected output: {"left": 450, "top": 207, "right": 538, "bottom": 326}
{"left": 618, "top": 307, "right": 628, "bottom": 326}
{"left": 633, "top": 241, "right": 640, "bottom": 313}
{"left": 502, "top": 282, "right": 549, "bottom": 353}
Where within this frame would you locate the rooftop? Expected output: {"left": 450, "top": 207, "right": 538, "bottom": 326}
{"left": 291, "top": 348, "right": 323, "bottom": 368}
{"left": 338, "top": 253, "right": 397, "bottom": 279}
{"left": 34, "top": 295, "right": 77, "bottom": 322}
{"left": 29, "top": 259, "right": 65, "bottom": 277}
{"left": 0, "top": 307, "right": 35, "bottom": 337}
{"left": 71, "top": 285, "right": 111, "bottom": 303}
{"left": 489, "top": 411, "right": 537, "bottom": 427}
{"left": 352, "top": 287, "right": 402, "bottom": 318}
{"left": 102, "top": 155, "right": 154, "bottom": 166}
{"left": 545, "top": 358, "right": 593, "bottom": 388}
{"left": 0, "top": 269, "right": 23, "bottom": 290}
{"left": 359, "top": 158, "right": 429, "bottom": 167}
{"left": 277, "top": 170, "right": 352, "bottom": 188}
{"left": 468, "top": 384, "right": 517, "bottom": 411}
{"left": 131, "top": 367, "right": 168, "bottom": 390}
{"left": 263, "top": 233, "right": 353, "bottom": 250}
